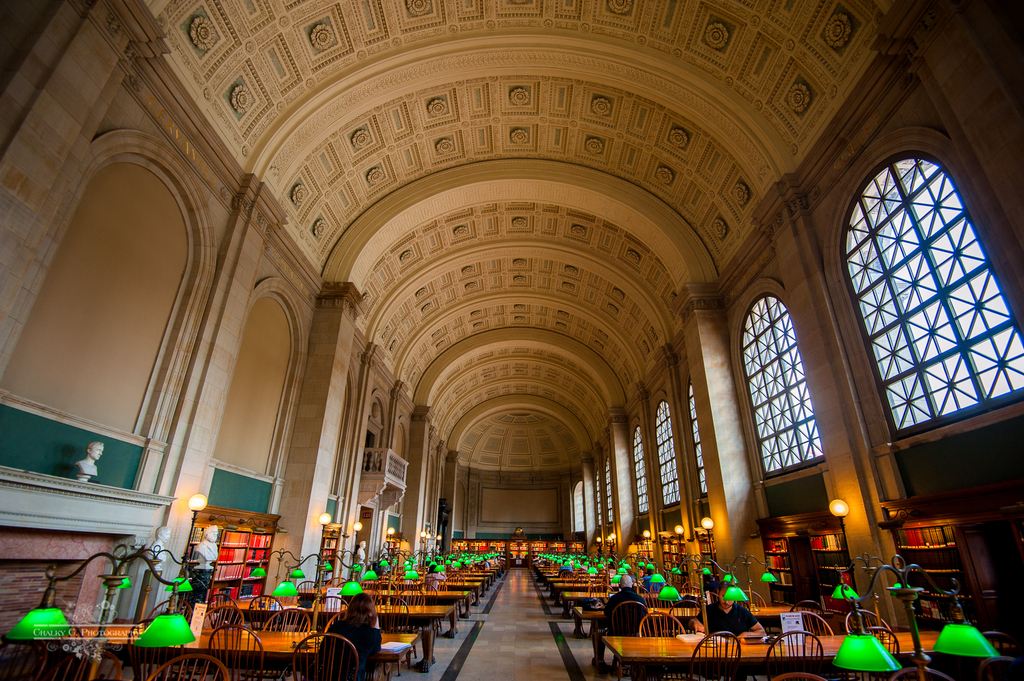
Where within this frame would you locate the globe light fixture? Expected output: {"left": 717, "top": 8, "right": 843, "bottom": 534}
{"left": 318, "top": 512, "right": 332, "bottom": 525}
{"left": 674, "top": 524, "right": 684, "bottom": 535}
{"left": 353, "top": 521, "right": 363, "bottom": 532}
{"left": 829, "top": 498, "right": 851, "bottom": 518}
{"left": 187, "top": 493, "right": 208, "bottom": 512}
{"left": 642, "top": 530, "right": 651, "bottom": 539}
{"left": 700, "top": 517, "right": 715, "bottom": 531}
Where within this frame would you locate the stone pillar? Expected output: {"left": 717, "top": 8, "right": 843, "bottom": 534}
{"left": 277, "top": 283, "right": 362, "bottom": 560}
{"left": 608, "top": 409, "right": 636, "bottom": 551}
{"left": 580, "top": 454, "right": 597, "bottom": 547}
{"left": 335, "top": 344, "right": 380, "bottom": 556}
{"left": 441, "top": 450, "right": 458, "bottom": 550}
{"left": 403, "top": 406, "right": 433, "bottom": 552}
{"left": 680, "top": 291, "right": 759, "bottom": 560}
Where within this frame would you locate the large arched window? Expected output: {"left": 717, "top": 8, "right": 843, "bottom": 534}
{"left": 654, "top": 401, "right": 680, "bottom": 505}
{"left": 741, "top": 295, "right": 823, "bottom": 474}
{"left": 846, "top": 157, "right": 1024, "bottom": 430}
{"left": 572, "top": 481, "right": 584, "bottom": 533}
{"left": 632, "top": 427, "right": 649, "bottom": 514}
{"left": 604, "top": 457, "right": 614, "bottom": 522}
{"left": 687, "top": 382, "right": 707, "bottom": 496}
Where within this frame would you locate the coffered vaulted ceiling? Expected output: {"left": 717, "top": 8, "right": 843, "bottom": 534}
{"left": 153, "top": 0, "right": 883, "bottom": 471}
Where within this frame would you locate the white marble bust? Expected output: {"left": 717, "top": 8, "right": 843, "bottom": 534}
{"left": 194, "top": 525, "right": 220, "bottom": 570}
{"left": 74, "top": 441, "right": 104, "bottom": 482}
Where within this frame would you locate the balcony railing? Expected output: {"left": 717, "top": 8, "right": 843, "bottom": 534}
{"left": 359, "top": 448, "right": 407, "bottom": 507}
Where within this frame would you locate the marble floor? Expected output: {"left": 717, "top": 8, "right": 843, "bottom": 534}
{"left": 416, "top": 568, "right": 605, "bottom": 681}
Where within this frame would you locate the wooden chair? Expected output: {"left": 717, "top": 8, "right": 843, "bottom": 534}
{"left": 888, "top": 668, "right": 956, "bottom": 681}
{"left": 128, "top": 623, "right": 167, "bottom": 681}
{"left": 208, "top": 623, "right": 265, "bottom": 681}
{"left": 793, "top": 611, "right": 834, "bottom": 636}
{"left": 792, "top": 600, "right": 825, "bottom": 614}
{"left": 845, "top": 610, "right": 891, "bottom": 633}
{"left": 247, "top": 595, "right": 281, "bottom": 611}
{"left": 765, "top": 631, "right": 825, "bottom": 678}
{"left": 144, "top": 653, "right": 230, "bottom": 681}
{"left": 689, "top": 632, "right": 742, "bottom": 681}
{"left": 868, "top": 626, "right": 900, "bottom": 654}
{"left": 639, "top": 612, "right": 686, "bottom": 637}
{"left": 983, "top": 631, "right": 1021, "bottom": 656}
{"left": 261, "top": 608, "right": 311, "bottom": 632}
{"left": 323, "top": 611, "right": 345, "bottom": 631}
{"left": 771, "top": 674, "right": 829, "bottom": 681}
{"left": 146, "top": 599, "right": 193, "bottom": 621}
{"left": 608, "top": 601, "right": 648, "bottom": 636}
{"left": 977, "top": 656, "right": 1015, "bottom": 681}
{"left": 205, "top": 604, "right": 244, "bottom": 629}
{"left": 207, "top": 592, "right": 232, "bottom": 608}
{"left": 39, "top": 649, "right": 123, "bottom": 681}
{"left": 750, "top": 590, "right": 768, "bottom": 608}
{"left": 290, "top": 633, "right": 359, "bottom": 681}
{"left": 402, "top": 591, "right": 426, "bottom": 607}
{"left": 0, "top": 642, "right": 45, "bottom": 681}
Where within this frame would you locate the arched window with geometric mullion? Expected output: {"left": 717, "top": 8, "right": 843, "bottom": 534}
{"left": 632, "top": 426, "right": 650, "bottom": 514}
{"left": 741, "top": 296, "right": 824, "bottom": 474}
{"left": 655, "top": 400, "right": 680, "bottom": 505}
{"left": 687, "top": 382, "right": 707, "bottom": 496}
{"left": 845, "top": 157, "right": 1024, "bottom": 431}
{"left": 604, "top": 456, "right": 614, "bottom": 525}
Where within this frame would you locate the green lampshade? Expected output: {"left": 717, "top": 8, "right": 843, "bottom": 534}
{"left": 290, "top": 568, "right": 306, "bottom": 579}
{"left": 671, "top": 567, "right": 682, "bottom": 575}
{"left": 702, "top": 567, "right": 712, "bottom": 575}
{"left": 404, "top": 570, "right": 420, "bottom": 580}
{"left": 658, "top": 585, "right": 681, "bottom": 601}
{"left": 452, "top": 561, "right": 462, "bottom": 569}
{"left": 617, "top": 566, "right": 628, "bottom": 574}
{"left": 934, "top": 623, "right": 998, "bottom": 658}
{"left": 322, "top": 561, "right": 333, "bottom": 572}
{"left": 118, "top": 577, "right": 132, "bottom": 589}
{"left": 250, "top": 567, "right": 267, "bottom": 578}
{"left": 649, "top": 573, "right": 666, "bottom": 585}
{"left": 646, "top": 563, "right": 655, "bottom": 570}
{"left": 351, "top": 564, "right": 363, "bottom": 572}
{"left": 134, "top": 614, "right": 196, "bottom": 647}
{"left": 611, "top": 574, "right": 622, "bottom": 584}
{"left": 6, "top": 607, "right": 71, "bottom": 640}
{"left": 341, "top": 581, "right": 364, "bottom": 596}
{"left": 587, "top": 566, "right": 597, "bottom": 575}
{"left": 165, "top": 577, "right": 192, "bottom": 593}
{"left": 380, "top": 559, "right": 390, "bottom": 568}
{"left": 723, "top": 573, "right": 735, "bottom": 583}
{"left": 362, "top": 570, "right": 378, "bottom": 581}
{"left": 831, "top": 584, "right": 859, "bottom": 600}
{"left": 833, "top": 634, "right": 901, "bottom": 672}
{"left": 722, "top": 585, "right": 749, "bottom": 602}
{"left": 272, "top": 580, "right": 298, "bottom": 598}
{"left": 890, "top": 582, "right": 903, "bottom": 589}
{"left": 760, "top": 571, "right": 778, "bottom": 583}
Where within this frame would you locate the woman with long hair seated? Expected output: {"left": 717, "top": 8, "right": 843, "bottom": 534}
{"left": 327, "top": 592, "right": 382, "bottom": 681}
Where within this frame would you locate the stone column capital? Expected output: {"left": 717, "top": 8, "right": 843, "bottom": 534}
{"left": 318, "top": 282, "right": 364, "bottom": 317}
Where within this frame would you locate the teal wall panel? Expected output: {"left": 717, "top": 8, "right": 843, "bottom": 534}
{"left": 765, "top": 472, "right": 828, "bottom": 517}
{"left": 387, "top": 514, "right": 401, "bottom": 533}
{"left": 453, "top": 530, "right": 464, "bottom": 539}
{"left": 0, "top": 404, "right": 142, "bottom": 488}
{"left": 208, "top": 468, "right": 271, "bottom": 513}
{"left": 896, "top": 413, "right": 1024, "bottom": 496}
{"left": 325, "top": 498, "right": 337, "bottom": 519}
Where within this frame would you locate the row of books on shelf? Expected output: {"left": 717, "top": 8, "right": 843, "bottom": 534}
{"left": 217, "top": 547, "right": 247, "bottom": 563}
{"left": 766, "top": 554, "right": 790, "bottom": 569}
{"left": 213, "top": 563, "right": 251, "bottom": 581}
{"left": 248, "top": 548, "right": 270, "bottom": 562}
{"left": 211, "top": 582, "right": 265, "bottom": 601}
{"left": 220, "top": 530, "right": 252, "bottom": 546}
{"left": 814, "top": 551, "right": 850, "bottom": 568}
{"left": 764, "top": 538, "right": 788, "bottom": 553}
{"left": 769, "top": 571, "right": 794, "bottom": 586}
{"left": 809, "top": 534, "right": 844, "bottom": 551}
{"left": 895, "top": 525, "right": 956, "bottom": 548}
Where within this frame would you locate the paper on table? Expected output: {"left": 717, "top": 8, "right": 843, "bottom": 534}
{"left": 381, "top": 641, "right": 413, "bottom": 652}
{"left": 675, "top": 633, "right": 705, "bottom": 643}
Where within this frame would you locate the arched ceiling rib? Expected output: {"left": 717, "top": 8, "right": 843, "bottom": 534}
{"left": 456, "top": 411, "right": 581, "bottom": 472}
{"left": 414, "top": 329, "right": 626, "bottom": 406}
{"left": 446, "top": 395, "right": 594, "bottom": 455}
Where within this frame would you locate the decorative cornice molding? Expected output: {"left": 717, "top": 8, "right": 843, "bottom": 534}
{"left": 317, "top": 282, "right": 363, "bottom": 315}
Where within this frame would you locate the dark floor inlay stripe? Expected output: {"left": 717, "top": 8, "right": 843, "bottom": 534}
{"left": 439, "top": 620, "right": 484, "bottom": 681}
{"left": 531, "top": 573, "right": 556, "bottom": 616}
{"left": 481, "top": 574, "right": 506, "bottom": 614}
{"left": 549, "top": 621, "right": 587, "bottom": 681}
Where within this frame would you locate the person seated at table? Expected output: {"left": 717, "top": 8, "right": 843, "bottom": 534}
{"left": 688, "top": 581, "right": 766, "bottom": 636}
{"left": 596, "top": 575, "right": 647, "bottom": 670}
{"left": 425, "top": 564, "right": 447, "bottom": 591}
{"left": 640, "top": 567, "right": 654, "bottom": 593}
{"left": 558, "top": 562, "right": 573, "bottom": 574}
{"left": 327, "top": 592, "right": 382, "bottom": 681}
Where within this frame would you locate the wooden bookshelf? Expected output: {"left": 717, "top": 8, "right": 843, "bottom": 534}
{"left": 190, "top": 505, "right": 279, "bottom": 603}
{"left": 569, "top": 541, "right": 584, "bottom": 554}
{"left": 757, "top": 511, "right": 850, "bottom": 607}
{"left": 319, "top": 523, "right": 340, "bottom": 580}
{"left": 659, "top": 534, "right": 685, "bottom": 570}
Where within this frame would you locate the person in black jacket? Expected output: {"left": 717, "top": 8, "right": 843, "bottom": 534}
{"left": 327, "top": 592, "right": 382, "bottom": 681}
{"left": 597, "top": 575, "right": 648, "bottom": 670}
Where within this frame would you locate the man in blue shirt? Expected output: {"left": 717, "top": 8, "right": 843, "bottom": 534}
{"left": 689, "top": 581, "right": 765, "bottom": 636}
